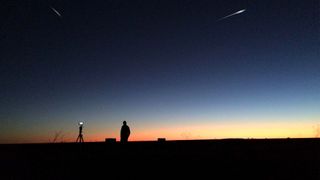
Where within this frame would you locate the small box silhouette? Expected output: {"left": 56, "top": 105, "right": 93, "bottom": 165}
{"left": 105, "top": 138, "right": 116, "bottom": 143}
{"left": 158, "top": 138, "right": 166, "bottom": 142}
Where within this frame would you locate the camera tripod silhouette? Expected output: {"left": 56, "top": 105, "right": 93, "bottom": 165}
{"left": 76, "top": 123, "right": 84, "bottom": 143}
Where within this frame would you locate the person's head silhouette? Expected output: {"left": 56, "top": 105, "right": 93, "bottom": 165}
{"left": 123, "top": 121, "right": 127, "bottom": 125}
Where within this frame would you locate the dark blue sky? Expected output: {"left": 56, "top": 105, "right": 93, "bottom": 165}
{"left": 1, "top": 0, "right": 319, "bottom": 142}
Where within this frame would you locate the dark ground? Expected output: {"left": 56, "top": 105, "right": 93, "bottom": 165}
{"left": 1, "top": 138, "right": 320, "bottom": 180}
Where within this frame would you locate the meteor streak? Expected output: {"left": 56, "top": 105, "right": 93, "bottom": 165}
{"left": 218, "top": 9, "right": 246, "bottom": 21}
{"left": 50, "top": 6, "right": 62, "bottom": 18}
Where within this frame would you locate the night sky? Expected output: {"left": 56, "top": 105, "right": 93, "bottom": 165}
{"left": 1, "top": 0, "right": 319, "bottom": 143}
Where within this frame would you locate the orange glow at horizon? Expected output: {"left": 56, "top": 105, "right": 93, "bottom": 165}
{"left": 1, "top": 120, "right": 318, "bottom": 144}
{"left": 69, "top": 121, "right": 318, "bottom": 142}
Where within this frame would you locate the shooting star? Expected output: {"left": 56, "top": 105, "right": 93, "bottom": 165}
{"left": 217, "top": 9, "right": 246, "bottom": 21}
{"left": 50, "top": 6, "right": 62, "bottom": 18}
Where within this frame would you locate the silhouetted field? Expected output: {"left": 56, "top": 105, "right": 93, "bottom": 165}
{"left": 1, "top": 138, "right": 320, "bottom": 179}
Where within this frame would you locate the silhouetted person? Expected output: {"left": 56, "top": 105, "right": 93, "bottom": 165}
{"left": 120, "top": 121, "right": 130, "bottom": 143}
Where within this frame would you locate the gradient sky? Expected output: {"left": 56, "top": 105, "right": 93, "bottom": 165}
{"left": 1, "top": 0, "right": 319, "bottom": 143}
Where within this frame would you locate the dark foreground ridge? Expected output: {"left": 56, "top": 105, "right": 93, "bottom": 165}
{"left": 1, "top": 138, "right": 320, "bottom": 179}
